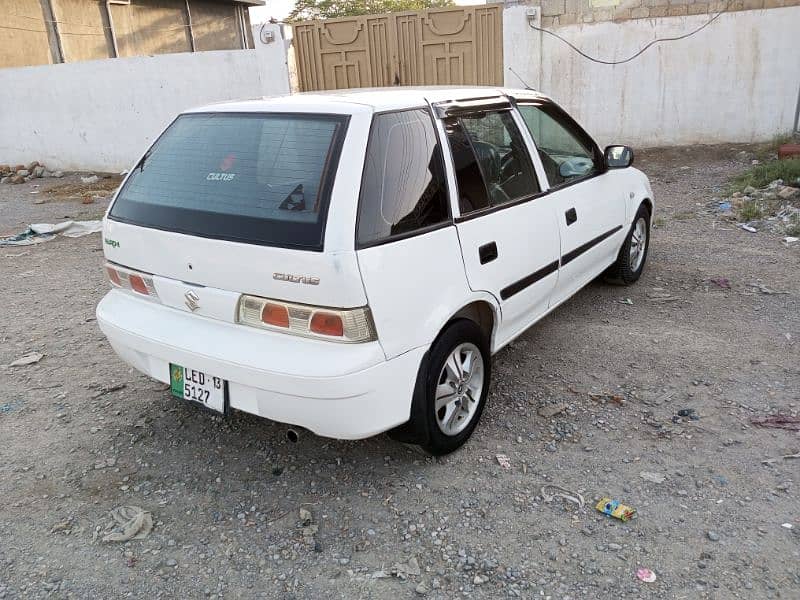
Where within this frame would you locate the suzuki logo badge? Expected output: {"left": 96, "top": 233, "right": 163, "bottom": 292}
{"left": 184, "top": 290, "right": 200, "bottom": 312}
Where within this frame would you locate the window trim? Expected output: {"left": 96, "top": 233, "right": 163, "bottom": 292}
{"left": 354, "top": 106, "right": 454, "bottom": 250}
{"left": 513, "top": 99, "right": 606, "bottom": 192}
{"left": 108, "top": 111, "right": 350, "bottom": 252}
{"left": 444, "top": 108, "right": 543, "bottom": 220}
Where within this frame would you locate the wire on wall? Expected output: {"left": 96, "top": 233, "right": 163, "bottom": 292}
{"left": 528, "top": 0, "right": 731, "bottom": 66}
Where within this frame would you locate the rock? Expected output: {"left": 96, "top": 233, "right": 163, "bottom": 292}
{"left": 706, "top": 531, "right": 720, "bottom": 542}
{"left": 473, "top": 574, "right": 486, "bottom": 585}
{"left": 16, "top": 169, "right": 30, "bottom": 178}
{"left": 12, "top": 164, "right": 25, "bottom": 172}
{"left": 743, "top": 185, "right": 756, "bottom": 195}
{"left": 52, "top": 170, "right": 64, "bottom": 178}
{"left": 545, "top": 441, "right": 557, "bottom": 452}
{"left": 778, "top": 186, "right": 799, "bottom": 199}
{"left": 607, "top": 543, "right": 622, "bottom": 551}
{"left": 0, "top": 164, "right": 10, "bottom": 175}
{"left": 538, "top": 403, "right": 567, "bottom": 418}
{"left": 415, "top": 583, "right": 429, "bottom": 595}
{"left": 26, "top": 161, "right": 39, "bottom": 171}
{"left": 33, "top": 166, "right": 45, "bottom": 178}
{"left": 639, "top": 471, "right": 666, "bottom": 484}
{"left": 81, "top": 174, "right": 99, "bottom": 184}
{"left": 165, "top": 558, "right": 177, "bottom": 567}
{"left": 1, "top": 176, "right": 10, "bottom": 184}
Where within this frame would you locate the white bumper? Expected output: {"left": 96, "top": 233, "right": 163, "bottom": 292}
{"left": 96, "top": 290, "right": 424, "bottom": 439}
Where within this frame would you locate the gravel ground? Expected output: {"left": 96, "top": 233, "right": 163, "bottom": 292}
{"left": 1, "top": 147, "right": 798, "bottom": 600}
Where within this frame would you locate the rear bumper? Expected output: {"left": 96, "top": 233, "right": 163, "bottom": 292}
{"left": 96, "top": 290, "right": 424, "bottom": 439}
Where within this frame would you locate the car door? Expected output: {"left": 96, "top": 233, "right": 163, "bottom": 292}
{"left": 433, "top": 98, "right": 561, "bottom": 349}
{"left": 514, "top": 99, "right": 627, "bottom": 306}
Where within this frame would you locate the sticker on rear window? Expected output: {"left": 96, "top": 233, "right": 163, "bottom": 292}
{"left": 206, "top": 172, "right": 236, "bottom": 181}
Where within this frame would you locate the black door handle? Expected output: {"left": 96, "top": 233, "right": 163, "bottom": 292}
{"left": 479, "top": 242, "right": 498, "bottom": 264}
{"left": 565, "top": 207, "right": 577, "bottom": 226}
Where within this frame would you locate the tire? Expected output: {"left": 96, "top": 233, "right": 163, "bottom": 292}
{"left": 604, "top": 203, "right": 651, "bottom": 285}
{"left": 388, "top": 319, "right": 491, "bottom": 455}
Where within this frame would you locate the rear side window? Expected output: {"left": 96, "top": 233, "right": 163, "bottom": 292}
{"left": 109, "top": 112, "right": 348, "bottom": 250}
{"left": 357, "top": 109, "right": 450, "bottom": 246}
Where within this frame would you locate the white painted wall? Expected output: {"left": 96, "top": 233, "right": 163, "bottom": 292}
{"left": 504, "top": 6, "right": 800, "bottom": 147}
{"left": 0, "top": 23, "right": 290, "bottom": 172}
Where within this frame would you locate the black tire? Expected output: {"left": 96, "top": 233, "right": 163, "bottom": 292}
{"left": 604, "top": 203, "right": 651, "bottom": 285}
{"left": 388, "top": 319, "right": 491, "bottom": 455}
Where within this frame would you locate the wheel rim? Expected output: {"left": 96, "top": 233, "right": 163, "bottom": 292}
{"left": 435, "top": 343, "right": 484, "bottom": 436}
{"left": 629, "top": 217, "right": 647, "bottom": 272}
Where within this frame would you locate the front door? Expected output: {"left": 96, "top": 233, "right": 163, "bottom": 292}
{"left": 437, "top": 101, "right": 561, "bottom": 349}
{"left": 515, "top": 100, "right": 627, "bottom": 305}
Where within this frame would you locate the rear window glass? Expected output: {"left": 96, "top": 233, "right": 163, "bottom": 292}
{"left": 109, "top": 112, "right": 348, "bottom": 250}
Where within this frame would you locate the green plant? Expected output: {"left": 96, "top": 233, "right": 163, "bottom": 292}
{"left": 737, "top": 201, "right": 763, "bottom": 222}
{"left": 728, "top": 158, "right": 800, "bottom": 194}
{"left": 288, "top": 0, "right": 454, "bottom": 21}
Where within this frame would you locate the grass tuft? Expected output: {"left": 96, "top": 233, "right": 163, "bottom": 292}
{"left": 728, "top": 158, "right": 800, "bottom": 194}
{"left": 737, "top": 201, "right": 763, "bottom": 222}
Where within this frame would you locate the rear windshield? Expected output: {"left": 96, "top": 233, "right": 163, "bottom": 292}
{"left": 109, "top": 112, "right": 349, "bottom": 250}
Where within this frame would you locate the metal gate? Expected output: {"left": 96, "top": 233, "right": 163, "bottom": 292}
{"left": 292, "top": 5, "right": 503, "bottom": 92}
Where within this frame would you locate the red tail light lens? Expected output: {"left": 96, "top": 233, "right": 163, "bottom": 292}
{"left": 310, "top": 312, "right": 344, "bottom": 337}
{"left": 261, "top": 303, "right": 290, "bottom": 328}
{"left": 128, "top": 274, "right": 149, "bottom": 295}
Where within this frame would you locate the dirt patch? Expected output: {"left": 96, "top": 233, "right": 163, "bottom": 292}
{"left": 42, "top": 175, "right": 123, "bottom": 204}
{"left": 0, "top": 145, "right": 798, "bottom": 599}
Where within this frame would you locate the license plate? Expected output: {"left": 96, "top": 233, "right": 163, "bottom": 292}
{"left": 170, "top": 364, "right": 226, "bottom": 414}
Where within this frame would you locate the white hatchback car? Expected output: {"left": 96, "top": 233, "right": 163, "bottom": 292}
{"left": 98, "top": 86, "right": 653, "bottom": 455}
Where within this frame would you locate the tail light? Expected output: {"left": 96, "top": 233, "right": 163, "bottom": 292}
{"left": 105, "top": 262, "right": 159, "bottom": 299}
{"left": 238, "top": 295, "right": 376, "bottom": 343}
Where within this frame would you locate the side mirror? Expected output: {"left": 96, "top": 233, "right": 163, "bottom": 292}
{"left": 605, "top": 145, "right": 634, "bottom": 169}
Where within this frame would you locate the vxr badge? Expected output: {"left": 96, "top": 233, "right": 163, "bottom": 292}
{"left": 184, "top": 290, "right": 200, "bottom": 312}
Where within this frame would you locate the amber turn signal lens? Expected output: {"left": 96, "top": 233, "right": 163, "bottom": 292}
{"left": 261, "top": 303, "right": 290, "bottom": 328}
{"left": 106, "top": 266, "right": 121, "bottom": 287}
{"left": 310, "top": 312, "right": 344, "bottom": 337}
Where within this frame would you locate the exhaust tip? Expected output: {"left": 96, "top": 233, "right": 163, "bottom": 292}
{"left": 286, "top": 428, "right": 299, "bottom": 443}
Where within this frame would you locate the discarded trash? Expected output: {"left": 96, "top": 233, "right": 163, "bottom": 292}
{"left": 639, "top": 471, "right": 666, "bottom": 484}
{"left": 784, "top": 236, "right": 799, "bottom": 245}
{"left": 636, "top": 567, "right": 657, "bottom": 583}
{"left": 541, "top": 484, "right": 585, "bottom": 508}
{"left": 619, "top": 298, "right": 634, "bottom": 305}
{"left": 738, "top": 223, "right": 758, "bottom": 233}
{"left": 717, "top": 201, "right": 732, "bottom": 212}
{"left": 0, "top": 220, "right": 102, "bottom": 246}
{"left": 7, "top": 352, "right": 43, "bottom": 367}
{"left": 298, "top": 507, "right": 318, "bottom": 543}
{"left": 596, "top": 497, "right": 636, "bottom": 522}
{"left": 677, "top": 408, "right": 695, "bottom": 417}
{"left": 81, "top": 174, "right": 99, "bottom": 184}
{"left": 749, "top": 282, "right": 788, "bottom": 295}
{"left": 709, "top": 277, "right": 731, "bottom": 289}
{"left": 495, "top": 454, "right": 512, "bottom": 470}
{"left": 101, "top": 505, "right": 153, "bottom": 542}
{"left": 750, "top": 415, "right": 800, "bottom": 431}
{"left": 781, "top": 523, "right": 793, "bottom": 530}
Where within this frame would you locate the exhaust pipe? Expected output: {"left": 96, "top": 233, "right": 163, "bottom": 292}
{"left": 286, "top": 428, "right": 300, "bottom": 443}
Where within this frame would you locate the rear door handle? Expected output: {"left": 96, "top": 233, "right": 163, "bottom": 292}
{"left": 479, "top": 242, "right": 498, "bottom": 264}
{"left": 565, "top": 207, "right": 578, "bottom": 226}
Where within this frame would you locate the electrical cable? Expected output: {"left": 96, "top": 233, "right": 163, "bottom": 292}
{"left": 527, "top": 0, "right": 731, "bottom": 66}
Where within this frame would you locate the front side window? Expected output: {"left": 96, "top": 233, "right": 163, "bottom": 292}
{"left": 517, "top": 104, "right": 599, "bottom": 187}
{"left": 357, "top": 109, "right": 449, "bottom": 246}
{"left": 110, "top": 112, "right": 348, "bottom": 250}
{"left": 444, "top": 110, "right": 540, "bottom": 215}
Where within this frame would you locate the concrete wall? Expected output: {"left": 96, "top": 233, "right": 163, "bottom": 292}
{"left": 0, "top": 24, "right": 290, "bottom": 172}
{"left": 524, "top": 0, "right": 800, "bottom": 27}
{"left": 1, "top": 0, "right": 53, "bottom": 68}
{"left": 504, "top": 5, "right": 800, "bottom": 147}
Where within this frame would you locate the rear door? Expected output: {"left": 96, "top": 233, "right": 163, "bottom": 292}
{"left": 354, "top": 108, "right": 470, "bottom": 359}
{"left": 435, "top": 99, "right": 561, "bottom": 348}
{"left": 514, "top": 99, "right": 627, "bottom": 305}
{"left": 104, "top": 108, "right": 370, "bottom": 316}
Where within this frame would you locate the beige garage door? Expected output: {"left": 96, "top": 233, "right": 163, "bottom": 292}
{"left": 292, "top": 5, "right": 503, "bottom": 92}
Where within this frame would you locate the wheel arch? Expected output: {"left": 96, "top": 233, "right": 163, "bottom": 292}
{"left": 440, "top": 297, "right": 500, "bottom": 353}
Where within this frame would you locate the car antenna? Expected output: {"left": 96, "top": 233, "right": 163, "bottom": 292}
{"left": 507, "top": 67, "right": 535, "bottom": 91}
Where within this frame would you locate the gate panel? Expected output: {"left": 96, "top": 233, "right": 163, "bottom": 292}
{"left": 292, "top": 4, "right": 503, "bottom": 92}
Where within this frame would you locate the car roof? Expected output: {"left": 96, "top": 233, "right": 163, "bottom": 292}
{"left": 185, "top": 86, "right": 549, "bottom": 115}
